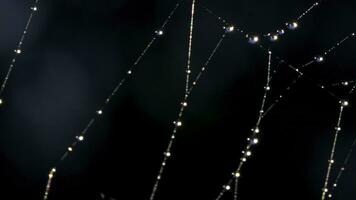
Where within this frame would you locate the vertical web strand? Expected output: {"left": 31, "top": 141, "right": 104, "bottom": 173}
{"left": 321, "top": 105, "right": 345, "bottom": 200}
{"left": 185, "top": 0, "right": 196, "bottom": 96}
{"left": 149, "top": 1, "right": 196, "bottom": 199}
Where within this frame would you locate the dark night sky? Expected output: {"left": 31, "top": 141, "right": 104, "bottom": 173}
{"left": 1, "top": 0, "right": 356, "bottom": 199}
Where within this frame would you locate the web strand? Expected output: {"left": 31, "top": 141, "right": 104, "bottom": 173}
{"left": 41, "top": 2, "right": 182, "bottom": 199}
{"left": 0, "top": 0, "right": 40, "bottom": 105}
{"left": 148, "top": 35, "right": 227, "bottom": 200}
{"left": 215, "top": 51, "right": 273, "bottom": 200}
{"left": 323, "top": 85, "right": 356, "bottom": 199}
{"left": 149, "top": 1, "right": 196, "bottom": 199}
{"left": 203, "top": 1, "right": 324, "bottom": 42}
{"left": 321, "top": 104, "right": 346, "bottom": 200}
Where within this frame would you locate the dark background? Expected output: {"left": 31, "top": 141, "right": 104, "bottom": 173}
{"left": 1, "top": 0, "right": 356, "bottom": 199}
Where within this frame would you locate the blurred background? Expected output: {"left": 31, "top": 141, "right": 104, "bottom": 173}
{"left": 0, "top": 0, "right": 356, "bottom": 199}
